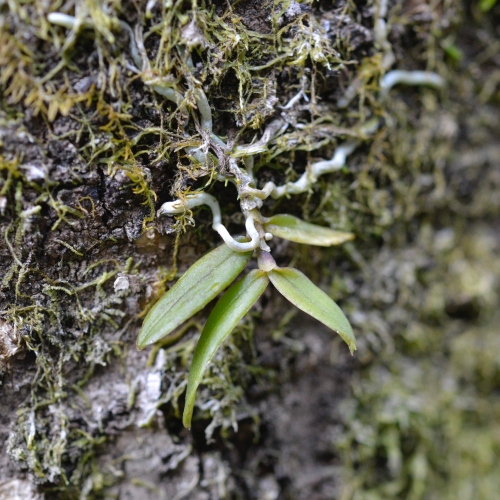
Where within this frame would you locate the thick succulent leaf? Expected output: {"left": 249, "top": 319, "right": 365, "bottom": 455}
{"left": 264, "top": 214, "right": 354, "bottom": 246}
{"left": 183, "top": 270, "right": 269, "bottom": 428}
{"left": 137, "top": 244, "right": 252, "bottom": 349}
{"left": 269, "top": 267, "right": 356, "bottom": 354}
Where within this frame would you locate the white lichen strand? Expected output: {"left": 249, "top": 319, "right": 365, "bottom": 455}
{"left": 373, "top": 0, "right": 395, "bottom": 70}
{"left": 281, "top": 88, "right": 308, "bottom": 110}
{"left": 232, "top": 119, "right": 287, "bottom": 158}
{"left": 118, "top": 21, "right": 143, "bottom": 70}
{"left": 195, "top": 88, "right": 213, "bottom": 133}
{"left": 147, "top": 81, "right": 184, "bottom": 107}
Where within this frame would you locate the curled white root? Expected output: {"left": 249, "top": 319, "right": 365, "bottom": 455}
{"left": 380, "top": 70, "right": 445, "bottom": 95}
{"left": 47, "top": 13, "right": 81, "bottom": 29}
{"left": 158, "top": 193, "right": 260, "bottom": 252}
{"left": 269, "top": 140, "right": 359, "bottom": 199}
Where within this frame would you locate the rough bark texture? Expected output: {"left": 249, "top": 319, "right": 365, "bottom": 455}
{"left": 1, "top": 1, "right": 499, "bottom": 499}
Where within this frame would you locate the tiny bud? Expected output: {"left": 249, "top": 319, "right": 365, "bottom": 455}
{"left": 257, "top": 251, "right": 276, "bottom": 272}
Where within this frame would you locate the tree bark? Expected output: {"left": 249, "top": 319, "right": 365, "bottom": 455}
{"left": 1, "top": 1, "right": 499, "bottom": 499}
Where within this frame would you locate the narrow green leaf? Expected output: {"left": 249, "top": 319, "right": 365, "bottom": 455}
{"left": 137, "top": 244, "right": 252, "bottom": 349}
{"left": 269, "top": 267, "right": 356, "bottom": 354}
{"left": 264, "top": 214, "right": 354, "bottom": 246}
{"left": 183, "top": 270, "right": 269, "bottom": 429}
{"left": 479, "top": 0, "right": 497, "bottom": 13}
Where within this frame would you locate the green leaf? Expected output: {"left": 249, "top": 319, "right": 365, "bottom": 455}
{"left": 137, "top": 244, "right": 252, "bottom": 349}
{"left": 183, "top": 270, "right": 269, "bottom": 429}
{"left": 264, "top": 214, "right": 354, "bottom": 246}
{"left": 479, "top": 0, "right": 497, "bottom": 12}
{"left": 268, "top": 267, "right": 356, "bottom": 354}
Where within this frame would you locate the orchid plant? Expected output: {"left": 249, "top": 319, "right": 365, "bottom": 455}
{"left": 137, "top": 214, "right": 357, "bottom": 428}
{"left": 48, "top": 4, "right": 445, "bottom": 429}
